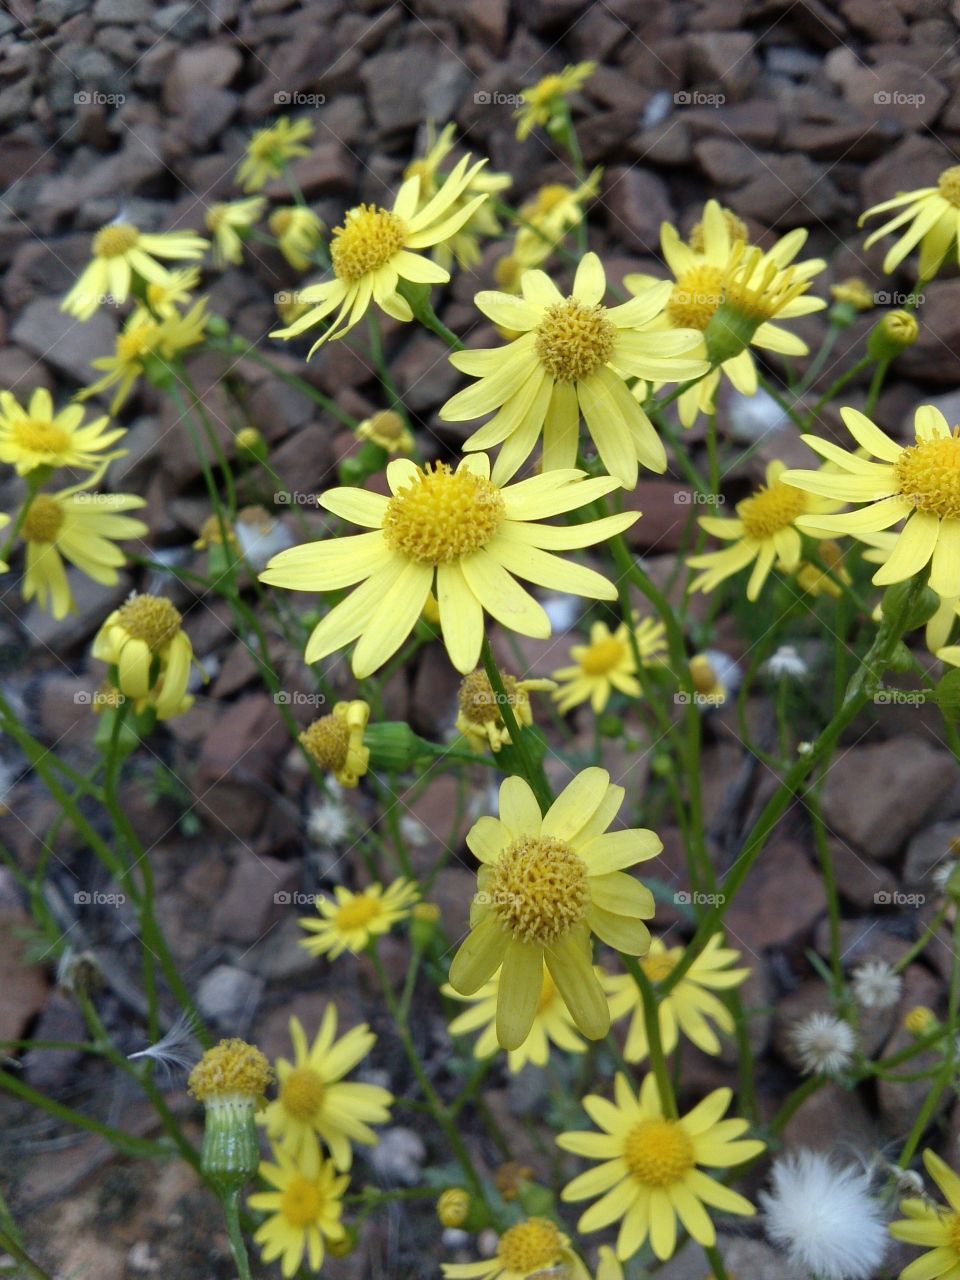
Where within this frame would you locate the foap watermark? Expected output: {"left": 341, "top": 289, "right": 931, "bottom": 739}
{"left": 674, "top": 90, "right": 725, "bottom": 107}
{"left": 274, "top": 891, "right": 322, "bottom": 906}
{"left": 874, "top": 90, "right": 925, "bottom": 107}
{"left": 875, "top": 890, "right": 925, "bottom": 907}
{"left": 274, "top": 91, "right": 326, "bottom": 107}
{"left": 74, "top": 689, "right": 126, "bottom": 707}
{"left": 674, "top": 491, "right": 725, "bottom": 506}
{"left": 474, "top": 89, "right": 523, "bottom": 107}
{"left": 75, "top": 890, "right": 126, "bottom": 907}
{"left": 74, "top": 90, "right": 126, "bottom": 106}
{"left": 675, "top": 890, "right": 726, "bottom": 906}
{"left": 274, "top": 491, "right": 320, "bottom": 506}
{"left": 874, "top": 689, "right": 926, "bottom": 706}
{"left": 274, "top": 691, "right": 326, "bottom": 707}
{"left": 675, "top": 690, "right": 725, "bottom": 708}
{"left": 875, "top": 290, "right": 924, "bottom": 307}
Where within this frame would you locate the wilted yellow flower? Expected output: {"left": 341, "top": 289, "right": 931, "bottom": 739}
{"left": 552, "top": 616, "right": 666, "bottom": 714}
{"left": 443, "top": 1217, "right": 590, "bottom": 1280}
{"left": 62, "top": 221, "right": 208, "bottom": 319}
{"left": 270, "top": 206, "right": 325, "bottom": 271}
{"left": 793, "top": 538, "right": 852, "bottom": 598}
{"left": 193, "top": 513, "right": 238, "bottom": 551}
{"left": 455, "top": 668, "right": 555, "bottom": 752}
{"left": 238, "top": 116, "right": 314, "bottom": 192}
{"left": 860, "top": 165, "right": 960, "bottom": 277}
{"left": 79, "top": 298, "right": 209, "bottom": 412}
{"left": 515, "top": 61, "right": 595, "bottom": 141}
{"left": 507, "top": 170, "right": 603, "bottom": 280}
{"left": 689, "top": 653, "right": 728, "bottom": 706}
{"left": 206, "top": 196, "right": 266, "bottom": 267}
{"left": 189, "top": 1037, "right": 273, "bottom": 1187}
{"left": 0, "top": 388, "right": 125, "bottom": 476}
{"left": 299, "top": 700, "right": 370, "bottom": 787}
{"left": 830, "top": 277, "right": 874, "bottom": 310}
{"left": 92, "top": 593, "right": 194, "bottom": 720}
{"left": 299, "top": 878, "right": 419, "bottom": 960}
{"left": 249, "top": 1144, "right": 347, "bottom": 1277}
{"left": 903, "top": 1005, "right": 937, "bottom": 1036}
{"left": 355, "top": 409, "right": 414, "bottom": 455}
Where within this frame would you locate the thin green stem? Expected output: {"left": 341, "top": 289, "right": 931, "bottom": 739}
{"left": 222, "top": 1189, "right": 252, "bottom": 1280}
{"left": 480, "top": 635, "right": 552, "bottom": 811}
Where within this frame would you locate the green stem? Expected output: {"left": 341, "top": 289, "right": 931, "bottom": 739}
{"left": 0, "top": 1228, "right": 53, "bottom": 1280}
{"left": 222, "top": 1189, "right": 252, "bottom": 1280}
{"left": 621, "top": 957, "right": 677, "bottom": 1119}
{"left": 480, "top": 635, "right": 553, "bottom": 811}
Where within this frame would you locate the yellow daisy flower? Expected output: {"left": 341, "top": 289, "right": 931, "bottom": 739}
{"left": 552, "top": 615, "right": 667, "bottom": 715}
{"left": 206, "top": 196, "right": 267, "bottom": 267}
{"left": 443, "top": 1217, "right": 590, "bottom": 1280}
{"left": 604, "top": 934, "right": 749, "bottom": 1062}
{"left": 92, "top": 593, "right": 194, "bottom": 721}
{"left": 298, "top": 877, "right": 419, "bottom": 960}
{"left": 269, "top": 206, "right": 325, "bottom": 271}
{"left": 259, "top": 1009, "right": 393, "bottom": 1169}
{"left": 505, "top": 169, "right": 603, "bottom": 280}
{"left": 455, "top": 668, "right": 555, "bottom": 753}
{"left": 299, "top": 700, "right": 370, "bottom": 788}
{"left": 355, "top": 409, "right": 414, "bottom": 455}
{"left": 439, "top": 252, "right": 708, "bottom": 487}
{"left": 21, "top": 475, "right": 147, "bottom": 621}
{"left": 889, "top": 1149, "right": 960, "bottom": 1278}
{"left": 442, "top": 965, "right": 588, "bottom": 1071}
{"left": 860, "top": 166, "right": 960, "bottom": 278}
{"left": 558, "top": 1073, "right": 764, "bottom": 1261}
{"left": 686, "top": 459, "right": 841, "bottom": 602}
{"left": 143, "top": 266, "right": 201, "bottom": 318}
{"left": 259, "top": 453, "right": 638, "bottom": 677}
{"left": 237, "top": 116, "right": 314, "bottom": 192}
{"left": 61, "top": 221, "right": 208, "bottom": 320}
{"left": 270, "top": 154, "right": 489, "bottom": 353}
{"left": 78, "top": 298, "right": 209, "bottom": 413}
{"left": 449, "top": 767, "right": 661, "bottom": 1049}
{"left": 0, "top": 388, "right": 125, "bottom": 476}
{"left": 514, "top": 61, "right": 596, "bottom": 141}
{"left": 248, "top": 1143, "right": 347, "bottom": 1278}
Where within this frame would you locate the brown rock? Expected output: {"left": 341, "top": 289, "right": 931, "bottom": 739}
{"left": 603, "top": 166, "right": 674, "bottom": 251}
{"left": 460, "top": 0, "right": 509, "bottom": 54}
{"left": 778, "top": 1081, "right": 880, "bottom": 1152}
{"left": 211, "top": 853, "right": 299, "bottom": 944}
{"left": 163, "top": 42, "right": 242, "bottom": 109}
{"left": 621, "top": 480, "right": 702, "bottom": 553}
{"left": 687, "top": 31, "right": 760, "bottom": 100}
{"left": 724, "top": 834, "right": 826, "bottom": 951}
{"left": 828, "top": 837, "right": 898, "bottom": 910}
{"left": 899, "top": 280, "right": 960, "bottom": 384}
{"left": 693, "top": 137, "right": 762, "bottom": 185}
{"left": 877, "top": 965, "right": 947, "bottom": 1137}
{"left": 11, "top": 298, "right": 116, "bottom": 384}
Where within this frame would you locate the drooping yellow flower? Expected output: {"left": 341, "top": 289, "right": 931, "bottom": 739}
{"left": 299, "top": 700, "right": 370, "bottom": 787}
{"left": 206, "top": 196, "right": 267, "bottom": 267}
{"left": 443, "top": 1216, "right": 590, "bottom": 1280}
{"left": 830, "top": 277, "right": 875, "bottom": 311}
{"left": 440, "top": 253, "right": 707, "bottom": 487}
{"left": 61, "top": 221, "right": 208, "bottom": 319}
{"left": 686, "top": 460, "right": 841, "bottom": 602}
{"left": 259, "top": 454, "right": 638, "bottom": 677}
{"left": 248, "top": 1143, "right": 347, "bottom": 1278}
{"left": 269, "top": 206, "right": 325, "bottom": 270}
{"left": 455, "top": 668, "right": 555, "bottom": 753}
{"left": 551, "top": 616, "right": 667, "bottom": 714}
{"left": 298, "top": 877, "right": 419, "bottom": 960}
{"left": 355, "top": 409, "right": 414, "bottom": 455}
{"left": 449, "top": 768, "right": 661, "bottom": 1049}
{"left": 238, "top": 116, "right": 314, "bottom": 192}
{"left": 0, "top": 388, "right": 125, "bottom": 476}
{"left": 793, "top": 538, "right": 852, "bottom": 599}
{"left": 783, "top": 405, "right": 960, "bottom": 599}
{"left": 502, "top": 169, "right": 602, "bottom": 283}
{"left": 270, "top": 155, "right": 489, "bottom": 353}
{"left": 860, "top": 166, "right": 960, "bottom": 278}
{"left": 515, "top": 61, "right": 596, "bottom": 141}
{"left": 92, "top": 593, "right": 194, "bottom": 721}
{"left": 558, "top": 1073, "right": 764, "bottom": 1261}
{"left": 144, "top": 266, "right": 201, "bottom": 317}
{"left": 258, "top": 1010, "right": 393, "bottom": 1169}
{"left": 889, "top": 1149, "right": 960, "bottom": 1278}
{"left": 604, "top": 934, "right": 749, "bottom": 1062}
{"left": 78, "top": 298, "right": 209, "bottom": 413}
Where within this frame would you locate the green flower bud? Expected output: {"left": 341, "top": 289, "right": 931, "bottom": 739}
{"left": 188, "top": 1039, "right": 273, "bottom": 1192}
{"left": 702, "top": 302, "right": 762, "bottom": 365}
{"left": 867, "top": 310, "right": 919, "bottom": 361}
{"left": 880, "top": 580, "right": 939, "bottom": 631}
{"left": 364, "top": 721, "right": 430, "bottom": 772}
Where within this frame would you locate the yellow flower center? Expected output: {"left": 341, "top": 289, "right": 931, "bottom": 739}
{"left": 489, "top": 836, "right": 589, "bottom": 944}
{"left": 458, "top": 669, "right": 519, "bottom": 725}
{"left": 946, "top": 1212, "right": 960, "bottom": 1252}
{"left": 330, "top": 205, "right": 407, "bottom": 282}
{"left": 497, "top": 1218, "right": 562, "bottom": 1272}
{"left": 580, "top": 634, "right": 625, "bottom": 675}
{"left": 535, "top": 298, "right": 616, "bottom": 382}
{"left": 281, "top": 1066, "right": 325, "bottom": 1120}
{"left": 280, "top": 1174, "right": 323, "bottom": 1228}
{"left": 667, "top": 265, "right": 725, "bottom": 330}
{"left": 738, "top": 480, "right": 807, "bottom": 539}
{"left": 382, "top": 464, "right": 504, "bottom": 564}
{"left": 300, "top": 716, "right": 350, "bottom": 771}
{"left": 12, "top": 418, "right": 71, "bottom": 456}
{"left": 367, "top": 410, "right": 405, "bottom": 442}
{"left": 641, "top": 951, "right": 676, "bottom": 982}
{"left": 188, "top": 1038, "right": 272, "bottom": 1103}
{"left": 895, "top": 432, "right": 960, "bottom": 520}
{"left": 22, "top": 495, "right": 64, "bottom": 544}
{"left": 93, "top": 223, "right": 140, "bottom": 258}
{"left": 117, "top": 326, "right": 158, "bottom": 362}
{"left": 938, "top": 166, "right": 960, "bottom": 208}
{"left": 335, "top": 894, "right": 382, "bottom": 931}
{"left": 116, "top": 595, "right": 182, "bottom": 650}
{"left": 624, "top": 1118, "right": 695, "bottom": 1187}
{"left": 271, "top": 208, "right": 295, "bottom": 235}
{"left": 688, "top": 209, "right": 748, "bottom": 254}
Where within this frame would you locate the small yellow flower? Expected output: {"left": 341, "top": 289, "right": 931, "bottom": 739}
{"left": 552, "top": 616, "right": 666, "bottom": 715}
{"left": 506, "top": 170, "right": 603, "bottom": 281}
{"left": 689, "top": 654, "right": 728, "bottom": 707}
{"left": 235, "top": 426, "right": 264, "bottom": 454}
{"left": 793, "top": 539, "right": 852, "bottom": 599}
{"left": 62, "top": 221, "right": 208, "bottom": 319}
{"left": 455, "top": 668, "right": 555, "bottom": 753}
{"left": 299, "top": 877, "right": 419, "bottom": 960}
{"left": 0, "top": 388, "right": 125, "bottom": 476}
{"left": 299, "top": 700, "right": 370, "bottom": 787}
{"left": 78, "top": 298, "right": 209, "bottom": 413}
{"left": 206, "top": 196, "right": 267, "bottom": 267}
{"left": 830, "top": 278, "right": 874, "bottom": 310}
{"left": 193, "top": 513, "right": 238, "bottom": 551}
{"left": 269, "top": 206, "right": 325, "bottom": 271}
{"left": 515, "top": 61, "right": 596, "bottom": 141}
{"left": 443, "top": 1216, "right": 590, "bottom": 1280}
{"left": 248, "top": 1144, "right": 347, "bottom": 1278}
{"left": 869, "top": 308, "right": 919, "bottom": 356}
{"left": 903, "top": 1005, "right": 937, "bottom": 1036}
{"left": 188, "top": 1037, "right": 273, "bottom": 1104}
{"left": 92, "top": 592, "right": 195, "bottom": 721}
{"left": 889, "top": 1149, "right": 960, "bottom": 1277}
{"left": 860, "top": 165, "right": 960, "bottom": 277}
{"left": 144, "top": 266, "right": 201, "bottom": 317}
{"left": 437, "top": 1188, "right": 470, "bottom": 1228}
{"left": 238, "top": 116, "right": 314, "bottom": 192}
{"left": 355, "top": 409, "right": 414, "bottom": 455}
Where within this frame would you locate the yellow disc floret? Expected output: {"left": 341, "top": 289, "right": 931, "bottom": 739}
{"left": 330, "top": 205, "right": 407, "bottom": 282}
{"left": 580, "top": 634, "right": 625, "bottom": 675}
{"left": 490, "top": 837, "right": 589, "bottom": 944}
{"left": 300, "top": 716, "right": 351, "bottom": 771}
{"left": 497, "top": 1218, "right": 563, "bottom": 1272}
{"left": 535, "top": 298, "right": 616, "bottom": 381}
{"left": 280, "top": 1067, "right": 325, "bottom": 1120}
{"left": 281, "top": 1174, "right": 324, "bottom": 1228}
{"left": 938, "top": 166, "right": 960, "bottom": 208}
{"left": 13, "top": 419, "right": 71, "bottom": 455}
{"left": 22, "top": 495, "right": 64, "bottom": 543}
{"left": 335, "top": 895, "right": 382, "bottom": 931}
{"left": 382, "top": 464, "right": 504, "bottom": 563}
{"left": 93, "top": 223, "right": 140, "bottom": 258}
{"left": 188, "top": 1038, "right": 272, "bottom": 1103}
{"left": 894, "top": 431, "right": 960, "bottom": 520}
{"left": 116, "top": 594, "right": 183, "bottom": 650}
{"left": 667, "top": 266, "right": 725, "bottom": 331}
{"left": 738, "top": 480, "right": 807, "bottom": 539}
{"left": 624, "top": 1118, "right": 695, "bottom": 1187}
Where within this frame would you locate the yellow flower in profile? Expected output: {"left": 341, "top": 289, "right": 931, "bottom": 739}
{"left": 449, "top": 768, "right": 661, "bottom": 1049}
{"left": 793, "top": 538, "right": 852, "bottom": 599}
{"left": 437, "top": 1187, "right": 470, "bottom": 1228}
{"left": 299, "top": 700, "right": 370, "bottom": 788}
{"left": 143, "top": 266, "right": 201, "bottom": 318}
{"left": 78, "top": 298, "right": 209, "bottom": 412}
{"left": 298, "top": 877, "right": 419, "bottom": 960}
{"left": 686, "top": 460, "right": 840, "bottom": 602}
{"left": 889, "top": 1149, "right": 960, "bottom": 1276}
{"left": 558, "top": 1073, "right": 764, "bottom": 1261}
{"left": 269, "top": 206, "right": 325, "bottom": 270}
{"left": 514, "top": 61, "right": 596, "bottom": 141}
{"left": 506, "top": 169, "right": 602, "bottom": 280}
{"left": 440, "top": 253, "right": 707, "bottom": 487}
{"left": 860, "top": 165, "right": 960, "bottom": 277}
{"left": 443, "top": 1217, "right": 590, "bottom": 1280}
{"left": 61, "top": 221, "right": 208, "bottom": 319}
{"left": 455, "top": 668, "right": 555, "bottom": 753}
{"left": 206, "top": 196, "right": 267, "bottom": 267}
{"left": 249, "top": 1143, "right": 347, "bottom": 1278}
{"left": 259, "top": 454, "right": 638, "bottom": 677}
{"left": 783, "top": 405, "right": 960, "bottom": 600}
{"left": 552, "top": 616, "right": 666, "bottom": 714}
{"left": 21, "top": 475, "right": 147, "bottom": 621}
{"left": 0, "top": 389, "right": 125, "bottom": 476}
{"left": 688, "top": 653, "right": 729, "bottom": 707}
{"left": 355, "top": 409, "right": 414, "bottom": 455}
{"left": 830, "top": 277, "right": 874, "bottom": 311}
{"left": 238, "top": 116, "right": 314, "bottom": 192}
{"left": 270, "top": 155, "right": 489, "bottom": 353}
{"left": 442, "top": 965, "right": 588, "bottom": 1071}
{"left": 604, "top": 934, "right": 749, "bottom": 1062}
{"left": 92, "top": 593, "right": 194, "bottom": 721}
{"left": 259, "top": 1010, "right": 393, "bottom": 1169}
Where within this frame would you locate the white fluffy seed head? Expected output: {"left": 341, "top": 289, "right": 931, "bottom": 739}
{"left": 790, "top": 1011, "right": 856, "bottom": 1076}
{"left": 851, "top": 960, "right": 902, "bottom": 1011}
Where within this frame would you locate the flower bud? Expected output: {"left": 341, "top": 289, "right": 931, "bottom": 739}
{"left": 867, "top": 310, "right": 919, "bottom": 360}
{"left": 411, "top": 901, "right": 441, "bottom": 950}
{"left": 903, "top": 1006, "right": 937, "bottom": 1037}
{"left": 364, "top": 721, "right": 430, "bottom": 773}
{"left": 234, "top": 426, "right": 267, "bottom": 462}
{"left": 188, "top": 1039, "right": 273, "bottom": 1191}
{"left": 437, "top": 1188, "right": 470, "bottom": 1228}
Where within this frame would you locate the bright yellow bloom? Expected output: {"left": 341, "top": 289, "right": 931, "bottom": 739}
{"left": 144, "top": 266, "right": 201, "bottom": 317}
{"left": 903, "top": 1006, "right": 937, "bottom": 1037}
{"left": 889, "top": 1149, "right": 960, "bottom": 1278}
{"left": 515, "top": 61, "right": 596, "bottom": 141}
{"left": 355, "top": 409, "right": 414, "bottom": 455}
{"left": 443, "top": 1217, "right": 589, "bottom": 1280}
{"left": 271, "top": 155, "right": 489, "bottom": 353}
{"left": 79, "top": 298, "right": 209, "bottom": 413}
{"left": 558, "top": 1073, "right": 764, "bottom": 1261}
{"left": 687, "top": 460, "right": 841, "bottom": 602}
{"left": 783, "top": 405, "right": 960, "bottom": 599}
{"left": 449, "top": 768, "right": 661, "bottom": 1049}
{"left": 259, "top": 1010, "right": 393, "bottom": 1169}
{"left": 259, "top": 453, "right": 638, "bottom": 677}
{"left": 206, "top": 196, "right": 266, "bottom": 267}
{"left": 299, "top": 700, "right": 369, "bottom": 787}
{"left": 440, "top": 253, "right": 707, "bottom": 487}
{"left": 248, "top": 1143, "right": 347, "bottom": 1278}
{"left": 299, "top": 877, "right": 419, "bottom": 960}
{"left": 552, "top": 616, "right": 666, "bottom": 714}
{"left": 860, "top": 165, "right": 960, "bottom": 277}
{"left": 455, "top": 668, "right": 555, "bottom": 752}
{"left": 61, "top": 221, "right": 208, "bottom": 319}
{"left": 269, "top": 206, "right": 324, "bottom": 270}
{"left": 0, "top": 388, "right": 125, "bottom": 476}
{"left": 92, "top": 593, "right": 194, "bottom": 721}
{"left": 443, "top": 965, "right": 589, "bottom": 1071}
{"left": 21, "top": 474, "right": 147, "bottom": 620}
{"left": 604, "top": 934, "right": 749, "bottom": 1061}
{"left": 238, "top": 116, "right": 314, "bottom": 192}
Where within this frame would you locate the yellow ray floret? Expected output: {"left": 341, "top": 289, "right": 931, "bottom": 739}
{"left": 0, "top": 388, "right": 126, "bottom": 476}
{"left": 860, "top": 165, "right": 960, "bottom": 278}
